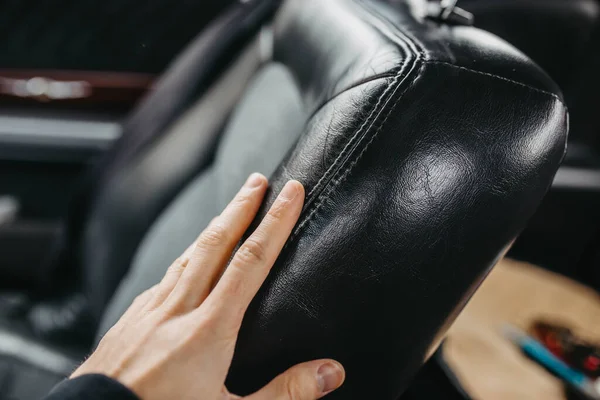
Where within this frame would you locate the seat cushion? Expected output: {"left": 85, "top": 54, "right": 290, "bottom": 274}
{"left": 0, "top": 31, "right": 303, "bottom": 400}
{"left": 98, "top": 62, "right": 307, "bottom": 336}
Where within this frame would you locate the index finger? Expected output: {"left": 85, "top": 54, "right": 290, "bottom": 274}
{"left": 199, "top": 180, "right": 305, "bottom": 331}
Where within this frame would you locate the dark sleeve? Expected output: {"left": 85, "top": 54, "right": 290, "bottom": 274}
{"left": 43, "top": 374, "right": 140, "bottom": 400}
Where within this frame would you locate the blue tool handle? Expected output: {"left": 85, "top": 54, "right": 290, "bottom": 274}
{"left": 521, "top": 337, "right": 589, "bottom": 386}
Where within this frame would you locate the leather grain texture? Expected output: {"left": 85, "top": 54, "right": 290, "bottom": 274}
{"left": 0, "top": 1, "right": 568, "bottom": 399}
{"left": 225, "top": 1, "right": 568, "bottom": 399}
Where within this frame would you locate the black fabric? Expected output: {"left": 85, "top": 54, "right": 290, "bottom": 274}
{"left": 0, "top": 0, "right": 236, "bottom": 73}
{"left": 400, "top": 349, "right": 471, "bottom": 400}
{"left": 460, "top": 0, "right": 600, "bottom": 91}
{"left": 2, "top": 0, "right": 283, "bottom": 349}
{"left": 44, "top": 375, "right": 139, "bottom": 400}
{"left": 564, "top": 21, "right": 600, "bottom": 150}
{"left": 60, "top": 0, "right": 281, "bottom": 317}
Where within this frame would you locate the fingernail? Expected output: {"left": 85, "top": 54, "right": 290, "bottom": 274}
{"left": 245, "top": 173, "right": 264, "bottom": 188}
{"left": 316, "top": 362, "right": 344, "bottom": 394}
{"left": 279, "top": 180, "right": 301, "bottom": 201}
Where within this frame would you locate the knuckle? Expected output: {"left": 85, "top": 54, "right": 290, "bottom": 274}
{"left": 237, "top": 237, "right": 267, "bottom": 264}
{"left": 188, "top": 311, "right": 215, "bottom": 333}
{"left": 231, "top": 191, "right": 254, "bottom": 207}
{"left": 267, "top": 198, "right": 290, "bottom": 221}
{"left": 133, "top": 285, "right": 155, "bottom": 305}
{"left": 283, "top": 375, "right": 306, "bottom": 400}
{"left": 191, "top": 310, "right": 238, "bottom": 340}
{"left": 197, "top": 223, "right": 230, "bottom": 248}
{"left": 167, "top": 259, "right": 186, "bottom": 274}
{"left": 222, "top": 271, "right": 244, "bottom": 297}
{"left": 162, "top": 303, "right": 182, "bottom": 319}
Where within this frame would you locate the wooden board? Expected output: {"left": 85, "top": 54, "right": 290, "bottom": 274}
{"left": 444, "top": 258, "right": 600, "bottom": 400}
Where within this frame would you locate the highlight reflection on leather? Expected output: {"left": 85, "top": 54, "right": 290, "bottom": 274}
{"left": 0, "top": 0, "right": 568, "bottom": 399}
{"left": 225, "top": 1, "right": 568, "bottom": 399}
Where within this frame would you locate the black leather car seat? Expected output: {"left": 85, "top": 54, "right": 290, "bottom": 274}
{"left": 0, "top": 0, "right": 567, "bottom": 399}
{"left": 458, "top": 0, "right": 599, "bottom": 163}
{"left": 0, "top": 0, "right": 280, "bottom": 344}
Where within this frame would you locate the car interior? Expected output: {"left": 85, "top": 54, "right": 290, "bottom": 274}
{"left": 0, "top": 0, "right": 598, "bottom": 399}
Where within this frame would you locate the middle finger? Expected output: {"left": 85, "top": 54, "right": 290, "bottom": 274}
{"left": 160, "top": 173, "right": 268, "bottom": 314}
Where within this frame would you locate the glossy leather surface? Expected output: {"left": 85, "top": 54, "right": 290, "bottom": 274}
{"left": 224, "top": 1, "right": 567, "bottom": 399}
{"left": 0, "top": 0, "right": 568, "bottom": 399}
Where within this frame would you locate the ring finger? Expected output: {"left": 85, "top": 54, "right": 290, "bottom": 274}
{"left": 160, "top": 173, "right": 268, "bottom": 313}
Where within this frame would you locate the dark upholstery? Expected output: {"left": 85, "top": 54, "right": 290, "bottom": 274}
{"left": 65, "top": 0, "right": 279, "bottom": 320}
{"left": 0, "top": 0, "right": 279, "bottom": 347}
{"left": 460, "top": 0, "right": 600, "bottom": 91}
{"left": 0, "top": 0, "right": 567, "bottom": 399}
{"left": 0, "top": 0, "right": 236, "bottom": 72}
{"left": 223, "top": 1, "right": 567, "bottom": 398}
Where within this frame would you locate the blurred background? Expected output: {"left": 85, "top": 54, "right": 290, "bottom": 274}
{"left": 2, "top": 0, "right": 600, "bottom": 288}
{"left": 0, "top": 0, "right": 599, "bottom": 399}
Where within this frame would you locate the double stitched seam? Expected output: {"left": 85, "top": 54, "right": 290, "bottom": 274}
{"left": 304, "top": 69, "right": 402, "bottom": 201}
{"left": 352, "top": 0, "right": 426, "bottom": 59}
{"left": 289, "top": 56, "right": 424, "bottom": 243}
{"left": 305, "top": 70, "right": 401, "bottom": 124}
{"left": 355, "top": 0, "right": 568, "bottom": 175}
{"left": 284, "top": 0, "right": 567, "bottom": 248}
{"left": 358, "top": 0, "right": 566, "bottom": 109}
{"left": 301, "top": 0, "right": 420, "bottom": 207}
{"left": 304, "top": 46, "right": 413, "bottom": 206}
{"left": 285, "top": 0, "right": 425, "bottom": 244}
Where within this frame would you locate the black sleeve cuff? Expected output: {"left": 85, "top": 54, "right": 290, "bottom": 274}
{"left": 44, "top": 374, "right": 140, "bottom": 400}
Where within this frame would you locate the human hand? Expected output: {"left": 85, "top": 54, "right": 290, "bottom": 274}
{"left": 71, "top": 174, "right": 345, "bottom": 400}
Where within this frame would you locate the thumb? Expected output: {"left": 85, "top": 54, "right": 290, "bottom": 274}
{"left": 244, "top": 359, "right": 345, "bottom": 400}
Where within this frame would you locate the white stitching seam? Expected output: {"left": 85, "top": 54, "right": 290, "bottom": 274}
{"left": 288, "top": 55, "right": 424, "bottom": 243}
{"left": 428, "top": 61, "right": 563, "bottom": 104}
{"left": 285, "top": 0, "right": 567, "bottom": 247}
{"left": 286, "top": 58, "right": 566, "bottom": 245}
{"left": 304, "top": 53, "right": 413, "bottom": 203}
{"left": 356, "top": 0, "right": 566, "bottom": 109}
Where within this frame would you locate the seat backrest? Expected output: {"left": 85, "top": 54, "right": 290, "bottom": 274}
{"left": 100, "top": 0, "right": 567, "bottom": 398}
{"left": 48, "top": 0, "right": 279, "bottom": 308}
